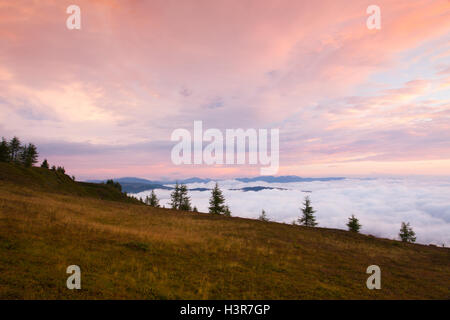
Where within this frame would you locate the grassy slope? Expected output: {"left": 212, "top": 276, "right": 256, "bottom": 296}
{"left": 0, "top": 164, "right": 449, "bottom": 299}
{"left": 0, "top": 163, "right": 139, "bottom": 203}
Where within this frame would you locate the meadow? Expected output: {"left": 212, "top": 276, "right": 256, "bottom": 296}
{"left": 0, "top": 163, "right": 449, "bottom": 299}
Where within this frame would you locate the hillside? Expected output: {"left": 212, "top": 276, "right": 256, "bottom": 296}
{"left": 0, "top": 163, "right": 139, "bottom": 204}
{"left": 0, "top": 165, "right": 449, "bottom": 299}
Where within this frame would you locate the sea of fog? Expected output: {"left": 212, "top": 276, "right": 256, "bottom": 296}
{"left": 132, "top": 177, "right": 450, "bottom": 246}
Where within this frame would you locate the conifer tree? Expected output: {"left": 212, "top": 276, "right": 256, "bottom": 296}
{"left": 399, "top": 222, "right": 416, "bottom": 243}
{"left": 258, "top": 209, "right": 269, "bottom": 222}
{"left": 56, "top": 166, "right": 66, "bottom": 174}
{"left": 41, "top": 159, "right": 50, "bottom": 169}
{"left": 298, "top": 196, "right": 318, "bottom": 227}
{"left": 9, "top": 137, "right": 21, "bottom": 162}
{"left": 105, "top": 179, "right": 121, "bottom": 191}
{"left": 179, "top": 184, "right": 192, "bottom": 211}
{"left": 179, "top": 196, "right": 192, "bottom": 211}
{"left": 209, "top": 182, "right": 226, "bottom": 214}
{"left": 223, "top": 205, "right": 231, "bottom": 217}
{"left": 347, "top": 214, "right": 362, "bottom": 232}
{"left": 170, "top": 182, "right": 181, "bottom": 209}
{"left": 20, "top": 143, "right": 38, "bottom": 167}
{"left": 148, "top": 190, "right": 160, "bottom": 207}
{"left": 0, "top": 137, "right": 10, "bottom": 162}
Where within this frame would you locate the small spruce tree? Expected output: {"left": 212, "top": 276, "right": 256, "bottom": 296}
{"left": 347, "top": 214, "right": 362, "bottom": 232}
{"left": 298, "top": 196, "right": 318, "bottom": 227}
{"left": 148, "top": 190, "right": 160, "bottom": 207}
{"left": 399, "top": 222, "right": 416, "bottom": 243}
{"left": 56, "top": 166, "right": 66, "bottom": 174}
{"left": 41, "top": 159, "right": 50, "bottom": 169}
{"left": 223, "top": 205, "right": 231, "bottom": 217}
{"left": 208, "top": 182, "right": 225, "bottom": 214}
{"left": 258, "top": 209, "right": 269, "bottom": 222}
{"left": 179, "top": 196, "right": 192, "bottom": 211}
{"left": 170, "top": 182, "right": 181, "bottom": 209}
{"left": 178, "top": 184, "right": 192, "bottom": 211}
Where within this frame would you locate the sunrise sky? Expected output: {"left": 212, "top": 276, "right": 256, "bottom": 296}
{"left": 1, "top": 0, "right": 449, "bottom": 180}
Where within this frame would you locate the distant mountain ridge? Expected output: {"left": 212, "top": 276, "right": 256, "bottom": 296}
{"left": 235, "top": 176, "right": 345, "bottom": 183}
{"left": 87, "top": 177, "right": 212, "bottom": 185}
{"left": 87, "top": 175, "right": 344, "bottom": 185}
{"left": 87, "top": 175, "right": 345, "bottom": 194}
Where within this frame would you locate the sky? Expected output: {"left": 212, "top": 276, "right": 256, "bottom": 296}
{"left": 1, "top": 0, "right": 449, "bottom": 180}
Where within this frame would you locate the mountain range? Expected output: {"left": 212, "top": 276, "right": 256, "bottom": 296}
{"left": 87, "top": 175, "right": 345, "bottom": 194}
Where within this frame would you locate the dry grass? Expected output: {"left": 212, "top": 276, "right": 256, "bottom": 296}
{"left": 0, "top": 181, "right": 449, "bottom": 299}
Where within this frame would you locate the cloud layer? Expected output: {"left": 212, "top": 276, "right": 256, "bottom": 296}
{"left": 135, "top": 177, "right": 450, "bottom": 246}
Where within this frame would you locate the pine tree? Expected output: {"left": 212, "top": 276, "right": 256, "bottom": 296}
{"left": 209, "top": 182, "right": 225, "bottom": 214}
{"left": 106, "top": 179, "right": 121, "bottom": 192}
{"left": 9, "top": 137, "right": 21, "bottom": 162}
{"left": 56, "top": 166, "right": 66, "bottom": 174}
{"left": 180, "top": 196, "right": 192, "bottom": 211}
{"left": 347, "top": 214, "right": 361, "bottom": 232}
{"left": 179, "top": 184, "right": 192, "bottom": 211}
{"left": 148, "top": 190, "right": 160, "bottom": 207}
{"left": 170, "top": 182, "right": 181, "bottom": 209}
{"left": 0, "top": 137, "right": 10, "bottom": 162}
{"left": 41, "top": 159, "right": 50, "bottom": 169}
{"left": 223, "top": 205, "right": 231, "bottom": 217}
{"left": 298, "top": 196, "right": 318, "bottom": 227}
{"left": 20, "top": 143, "right": 38, "bottom": 167}
{"left": 258, "top": 209, "right": 269, "bottom": 222}
{"left": 399, "top": 222, "right": 416, "bottom": 243}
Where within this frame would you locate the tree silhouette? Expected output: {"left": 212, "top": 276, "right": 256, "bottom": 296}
{"left": 147, "top": 190, "right": 160, "bottom": 207}
{"left": 223, "top": 205, "right": 231, "bottom": 217}
{"left": 399, "top": 222, "right": 416, "bottom": 243}
{"left": 209, "top": 182, "right": 226, "bottom": 214}
{"left": 20, "top": 143, "right": 38, "bottom": 167}
{"left": 298, "top": 196, "right": 318, "bottom": 227}
{"left": 105, "top": 179, "right": 122, "bottom": 191}
{"left": 41, "top": 159, "right": 50, "bottom": 169}
{"left": 0, "top": 138, "right": 10, "bottom": 162}
{"left": 258, "top": 209, "right": 269, "bottom": 222}
{"left": 179, "top": 184, "right": 192, "bottom": 211}
{"left": 9, "top": 137, "right": 21, "bottom": 162}
{"left": 347, "top": 215, "right": 361, "bottom": 232}
{"left": 170, "top": 182, "right": 181, "bottom": 209}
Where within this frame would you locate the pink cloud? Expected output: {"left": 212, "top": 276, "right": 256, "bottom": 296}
{"left": 0, "top": 0, "right": 449, "bottom": 178}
